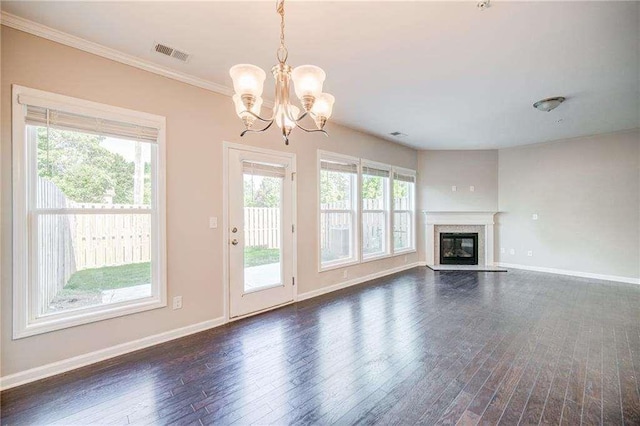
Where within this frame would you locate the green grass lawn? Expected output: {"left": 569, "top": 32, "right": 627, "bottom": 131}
{"left": 62, "top": 248, "right": 277, "bottom": 295}
{"left": 244, "top": 247, "right": 280, "bottom": 268}
{"left": 65, "top": 262, "right": 151, "bottom": 292}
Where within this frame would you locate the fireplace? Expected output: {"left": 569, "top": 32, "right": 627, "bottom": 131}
{"left": 440, "top": 233, "right": 478, "bottom": 265}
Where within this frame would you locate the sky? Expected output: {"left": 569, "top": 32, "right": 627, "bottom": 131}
{"left": 100, "top": 137, "right": 151, "bottom": 163}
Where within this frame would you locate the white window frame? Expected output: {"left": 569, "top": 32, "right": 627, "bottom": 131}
{"left": 12, "top": 85, "right": 167, "bottom": 339}
{"left": 318, "top": 150, "right": 417, "bottom": 272}
{"left": 391, "top": 166, "right": 417, "bottom": 254}
{"left": 360, "top": 160, "right": 392, "bottom": 262}
{"left": 317, "top": 150, "right": 360, "bottom": 271}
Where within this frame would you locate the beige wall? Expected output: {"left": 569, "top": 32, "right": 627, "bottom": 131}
{"left": 416, "top": 150, "right": 499, "bottom": 261}
{"left": 1, "top": 27, "right": 419, "bottom": 376}
{"left": 417, "top": 150, "right": 499, "bottom": 212}
{"left": 496, "top": 130, "right": 640, "bottom": 279}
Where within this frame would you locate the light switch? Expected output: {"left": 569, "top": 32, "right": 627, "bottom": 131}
{"left": 209, "top": 217, "right": 218, "bottom": 229}
{"left": 532, "top": 214, "right": 538, "bottom": 220}
{"left": 469, "top": 186, "right": 475, "bottom": 192}
{"left": 451, "top": 185, "right": 457, "bottom": 192}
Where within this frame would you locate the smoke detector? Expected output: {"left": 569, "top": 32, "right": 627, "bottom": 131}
{"left": 533, "top": 96, "right": 566, "bottom": 112}
{"left": 153, "top": 43, "right": 190, "bottom": 62}
{"left": 477, "top": 0, "right": 491, "bottom": 11}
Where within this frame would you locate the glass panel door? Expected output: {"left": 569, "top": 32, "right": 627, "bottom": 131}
{"left": 243, "top": 170, "right": 283, "bottom": 292}
{"left": 228, "top": 148, "right": 295, "bottom": 318}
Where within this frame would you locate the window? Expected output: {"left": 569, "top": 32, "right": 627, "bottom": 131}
{"left": 361, "top": 163, "right": 390, "bottom": 259}
{"left": 318, "top": 150, "right": 416, "bottom": 271}
{"left": 393, "top": 170, "right": 416, "bottom": 252}
{"left": 12, "top": 86, "right": 166, "bottom": 338}
{"left": 319, "top": 154, "right": 359, "bottom": 269}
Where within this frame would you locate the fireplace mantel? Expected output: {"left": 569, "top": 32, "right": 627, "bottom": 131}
{"left": 423, "top": 211, "right": 497, "bottom": 266}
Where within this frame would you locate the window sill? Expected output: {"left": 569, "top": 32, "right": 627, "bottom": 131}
{"left": 319, "top": 258, "right": 361, "bottom": 273}
{"left": 361, "top": 253, "right": 392, "bottom": 264}
{"left": 393, "top": 248, "right": 417, "bottom": 256}
{"left": 14, "top": 297, "right": 166, "bottom": 339}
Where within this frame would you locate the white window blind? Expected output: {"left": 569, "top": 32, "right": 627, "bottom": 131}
{"left": 362, "top": 165, "right": 390, "bottom": 178}
{"left": 23, "top": 105, "right": 159, "bottom": 143}
{"left": 320, "top": 160, "right": 358, "bottom": 174}
{"left": 394, "top": 172, "right": 416, "bottom": 183}
{"left": 243, "top": 161, "right": 286, "bottom": 178}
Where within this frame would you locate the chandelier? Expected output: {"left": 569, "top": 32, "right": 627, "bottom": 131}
{"left": 229, "top": 0, "right": 335, "bottom": 145}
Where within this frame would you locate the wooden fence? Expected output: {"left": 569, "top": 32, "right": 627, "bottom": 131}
{"left": 37, "top": 179, "right": 76, "bottom": 313}
{"left": 71, "top": 210, "right": 151, "bottom": 270}
{"left": 37, "top": 177, "right": 151, "bottom": 308}
{"left": 244, "top": 207, "right": 280, "bottom": 249}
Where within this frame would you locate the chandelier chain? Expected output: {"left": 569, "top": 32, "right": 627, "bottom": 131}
{"left": 276, "top": 0, "right": 288, "bottom": 64}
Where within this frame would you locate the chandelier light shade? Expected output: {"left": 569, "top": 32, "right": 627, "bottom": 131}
{"left": 291, "top": 65, "right": 326, "bottom": 107}
{"left": 232, "top": 94, "right": 263, "bottom": 128}
{"left": 310, "top": 93, "right": 335, "bottom": 129}
{"left": 229, "top": 64, "right": 266, "bottom": 99}
{"left": 229, "top": 0, "right": 334, "bottom": 145}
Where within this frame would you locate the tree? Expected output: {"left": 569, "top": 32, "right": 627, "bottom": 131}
{"left": 244, "top": 176, "right": 281, "bottom": 208}
{"left": 362, "top": 175, "right": 382, "bottom": 200}
{"left": 36, "top": 127, "right": 146, "bottom": 205}
{"left": 320, "top": 170, "right": 350, "bottom": 205}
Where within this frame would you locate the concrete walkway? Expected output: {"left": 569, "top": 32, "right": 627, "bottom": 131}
{"left": 102, "top": 284, "right": 151, "bottom": 304}
{"left": 99, "top": 262, "right": 282, "bottom": 302}
{"left": 244, "top": 262, "right": 281, "bottom": 291}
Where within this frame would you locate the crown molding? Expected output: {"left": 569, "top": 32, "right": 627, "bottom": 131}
{"left": 0, "top": 11, "right": 235, "bottom": 97}
{"left": 0, "top": 11, "right": 385, "bottom": 140}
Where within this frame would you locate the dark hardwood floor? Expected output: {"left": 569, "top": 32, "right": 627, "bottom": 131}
{"left": 2, "top": 267, "right": 640, "bottom": 425}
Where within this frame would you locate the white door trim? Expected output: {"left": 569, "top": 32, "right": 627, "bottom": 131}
{"left": 222, "top": 141, "right": 297, "bottom": 322}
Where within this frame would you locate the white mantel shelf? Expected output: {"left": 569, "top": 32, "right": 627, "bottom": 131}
{"left": 424, "top": 211, "right": 497, "bottom": 266}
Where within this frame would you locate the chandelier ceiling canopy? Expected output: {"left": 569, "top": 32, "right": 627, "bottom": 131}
{"left": 229, "top": 0, "right": 334, "bottom": 145}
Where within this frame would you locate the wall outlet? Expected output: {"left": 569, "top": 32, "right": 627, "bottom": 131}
{"left": 500, "top": 247, "right": 505, "bottom": 254}
{"left": 527, "top": 250, "right": 533, "bottom": 257}
{"left": 209, "top": 217, "right": 218, "bottom": 228}
{"left": 343, "top": 270, "right": 348, "bottom": 278}
{"left": 469, "top": 186, "right": 475, "bottom": 192}
{"left": 451, "top": 185, "right": 457, "bottom": 192}
{"left": 173, "top": 296, "right": 183, "bottom": 310}
{"left": 509, "top": 248, "right": 515, "bottom": 255}
{"left": 532, "top": 214, "right": 538, "bottom": 221}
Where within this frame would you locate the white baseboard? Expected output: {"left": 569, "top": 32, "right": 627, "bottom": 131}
{"left": 5, "top": 260, "right": 634, "bottom": 390}
{"left": 297, "top": 262, "right": 422, "bottom": 301}
{"left": 496, "top": 262, "right": 640, "bottom": 285}
{"left": 0, "top": 317, "right": 225, "bottom": 391}
{"left": 0, "top": 263, "right": 426, "bottom": 391}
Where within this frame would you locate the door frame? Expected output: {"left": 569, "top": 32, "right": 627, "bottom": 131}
{"left": 222, "top": 141, "right": 297, "bottom": 322}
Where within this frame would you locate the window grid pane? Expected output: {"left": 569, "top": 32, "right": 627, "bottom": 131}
{"left": 321, "top": 212, "right": 354, "bottom": 263}
{"left": 320, "top": 166, "right": 357, "bottom": 267}
{"left": 393, "top": 179, "right": 415, "bottom": 251}
{"left": 363, "top": 212, "right": 386, "bottom": 256}
{"left": 362, "top": 172, "right": 389, "bottom": 258}
{"left": 37, "top": 213, "right": 152, "bottom": 317}
{"left": 394, "top": 211, "right": 412, "bottom": 251}
{"left": 34, "top": 126, "right": 153, "bottom": 209}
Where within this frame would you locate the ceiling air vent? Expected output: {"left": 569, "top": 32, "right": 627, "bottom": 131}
{"left": 389, "top": 131, "right": 408, "bottom": 138}
{"left": 153, "top": 43, "right": 190, "bottom": 62}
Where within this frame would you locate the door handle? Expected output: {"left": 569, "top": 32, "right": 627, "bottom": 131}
{"left": 231, "top": 239, "right": 239, "bottom": 245}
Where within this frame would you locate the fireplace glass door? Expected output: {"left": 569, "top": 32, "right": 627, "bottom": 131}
{"left": 440, "top": 233, "right": 478, "bottom": 265}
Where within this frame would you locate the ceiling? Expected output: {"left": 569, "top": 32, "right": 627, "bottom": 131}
{"left": 2, "top": 1, "right": 639, "bottom": 150}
